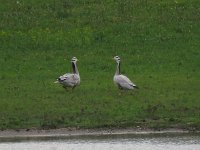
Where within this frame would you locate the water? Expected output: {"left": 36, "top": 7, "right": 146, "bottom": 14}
{"left": 0, "top": 133, "right": 200, "bottom": 150}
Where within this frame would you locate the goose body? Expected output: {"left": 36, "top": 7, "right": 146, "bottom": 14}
{"left": 113, "top": 56, "right": 138, "bottom": 90}
{"left": 55, "top": 57, "right": 80, "bottom": 89}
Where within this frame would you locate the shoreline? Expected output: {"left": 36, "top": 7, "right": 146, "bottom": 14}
{"left": 0, "top": 127, "right": 199, "bottom": 138}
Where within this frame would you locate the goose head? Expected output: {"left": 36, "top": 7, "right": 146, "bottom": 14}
{"left": 71, "top": 57, "right": 78, "bottom": 63}
{"left": 113, "top": 56, "right": 120, "bottom": 63}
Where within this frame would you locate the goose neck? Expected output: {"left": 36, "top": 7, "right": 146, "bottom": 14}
{"left": 72, "top": 62, "right": 79, "bottom": 75}
{"left": 115, "top": 62, "right": 120, "bottom": 75}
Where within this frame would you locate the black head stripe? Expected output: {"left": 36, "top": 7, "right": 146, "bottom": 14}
{"left": 115, "top": 56, "right": 120, "bottom": 60}
{"left": 71, "top": 57, "right": 77, "bottom": 62}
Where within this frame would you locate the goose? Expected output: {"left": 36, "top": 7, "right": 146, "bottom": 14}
{"left": 55, "top": 57, "right": 80, "bottom": 90}
{"left": 113, "top": 56, "right": 138, "bottom": 90}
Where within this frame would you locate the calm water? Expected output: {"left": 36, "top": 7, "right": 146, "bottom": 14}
{"left": 0, "top": 133, "right": 200, "bottom": 150}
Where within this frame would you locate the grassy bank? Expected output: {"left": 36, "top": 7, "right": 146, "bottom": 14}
{"left": 0, "top": 0, "right": 200, "bottom": 130}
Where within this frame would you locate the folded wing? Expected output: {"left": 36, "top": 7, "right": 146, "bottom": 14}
{"left": 114, "top": 74, "right": 137, "bottom": 89}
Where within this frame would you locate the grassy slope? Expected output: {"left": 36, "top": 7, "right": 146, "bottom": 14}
{"left": 0, "top": 0, "right": 200, "bottom": 129}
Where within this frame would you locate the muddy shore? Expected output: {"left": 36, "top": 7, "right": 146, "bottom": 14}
{"left": 0, "top": 127, "right": 198, "bottom": 138}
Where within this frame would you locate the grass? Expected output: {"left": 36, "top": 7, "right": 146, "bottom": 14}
{"left": 0, "top": 0, "right": 200, "bottom": 130}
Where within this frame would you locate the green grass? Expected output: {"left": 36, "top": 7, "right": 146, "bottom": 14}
{"left": 0, "top": 0, "right": 200, "bottom": 130}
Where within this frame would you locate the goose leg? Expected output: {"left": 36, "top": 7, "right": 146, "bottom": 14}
{"left": 63, "top": 86, "right": 69, "bottom": 92}
{"left": 72, "top": 86, "right": 76, "bottom": 92}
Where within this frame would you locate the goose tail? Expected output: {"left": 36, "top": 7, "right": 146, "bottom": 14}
{"left": 134, "top": 86, "right": 139, "bottom": 89}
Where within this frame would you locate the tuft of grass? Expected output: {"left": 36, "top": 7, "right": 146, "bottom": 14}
{"left": 0, "top": 0, "right": 200, "bottom": 130}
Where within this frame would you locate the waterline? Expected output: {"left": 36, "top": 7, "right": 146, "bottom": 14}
{"left": 0, "top": 133, "right": 200, "bottom": 150}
